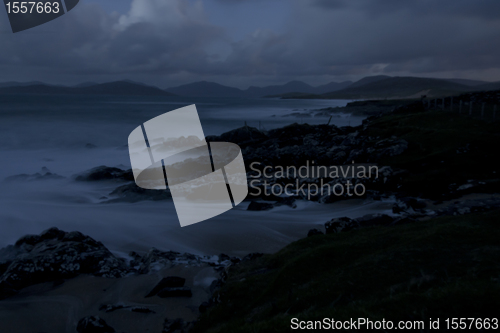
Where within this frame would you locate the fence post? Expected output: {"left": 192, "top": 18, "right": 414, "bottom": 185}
{"left": 442, "top": 98, "right": 445, "bottom": 110}
{"left": 494, "top": 105, "right": 497, "bottom": 120}
{"left": 469, "top": 101, "right": 473, "bottom": 116}
{"left": 481, "top": 103, "right": 485, "bottom": 119}
{"left": 450, "top": 97, "right": 454, "bottom": 111}
{"left": 459, "top": 100, "right": 462, "bottom": 114}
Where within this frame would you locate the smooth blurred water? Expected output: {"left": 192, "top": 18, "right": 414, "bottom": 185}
{"left": 0, "top": 94, "right": 378, "bottom": 256}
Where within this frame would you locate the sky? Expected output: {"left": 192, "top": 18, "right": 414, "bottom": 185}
{"left": 1, "top": 0, "right": 500, "bottom": 89}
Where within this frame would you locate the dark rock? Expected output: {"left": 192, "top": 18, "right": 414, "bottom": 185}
{"left": 199, "top": 301, "right": 210, "bottom": 313}
{"left": 75, "top": 166, "right": 133, "bottom": 182}
{"left": 325, "top": 217, "right": 359, "bottom": 234}
{"left": 62, "top": 231, "right": 87, "bottom": 242}
{"left": 106, "top": 183, "right": 171, "bottom": 203}
{"left": 393, "top": 197, "right": 428, "bottom": 214}
{"left": 145, "top": 276, "right": 186, "bottom": 297}
{"left": 434, "top": 197, "right": 500, "bottom": 217}
{"left": 247, "top": 201, "right": 274, "bottom": 211}
{"left": 99, "top": 303, "right": 127, "bottom": 313}
{"left": 307, "top": 229, "right": 324, "bottom": 237}
{"left": 230, "top": 257, "right": 241, "bottom": 264}
{"left": 157, "top": 287, "right": 192, "bottom": 298}
{"left": 130, "top": 248, "right": 186, "bottom": 274}
{"left": 392, "top": 201, "right": 408, "bottom": 214}
{"left": 218, "top": 254, "right": 230, "bottom": 262}
{"left": 76, "top": 316, "right": 115, "bottom": 333}
{"left": 0, "top": 227, "right": 128, "bottom": 295}
{"left": 15, "top": 234, "right": 42, "bottom": 247}
{"left": 130, "top": 306, "right": 155, "bottom": 314}
{"left": 163, "top": 318, "right": 185, "bottom": 333}
{"left": 40, "top": 227, "right": 66, "bottom": 241}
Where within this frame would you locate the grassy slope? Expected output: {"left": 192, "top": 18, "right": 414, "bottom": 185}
{"left": 192, "top": 107, "right": 500, "bottom": 332}
{"left": 364, "top": 106, "right": 500, "bottom": 198}
{"left": 192, "top": 210, "right": 500, "bottom": 333}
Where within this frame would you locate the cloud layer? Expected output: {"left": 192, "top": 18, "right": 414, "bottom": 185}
{"left": 1, "top": 0, "right": 500, "bottom": 87}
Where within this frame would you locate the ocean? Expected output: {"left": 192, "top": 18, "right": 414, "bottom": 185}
{"left": 0, "top": 94, "right": 392, "bottom": 257}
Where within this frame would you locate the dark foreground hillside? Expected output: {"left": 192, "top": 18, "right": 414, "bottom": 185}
{"left": 191, "top": 209, "right": 500, "bottom": 332}
{"left": 191, "top": 97, "right": 500, "bottom": 333}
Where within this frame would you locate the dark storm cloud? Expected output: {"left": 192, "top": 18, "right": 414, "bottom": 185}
{"left": 313, "top": 0, "right": 500, "bottom": 20}
{"left": 1, "top": 0, "right": 500, "bottom": 85}
{"left": 279, "top": 0, "right": 500, "bottom": 78}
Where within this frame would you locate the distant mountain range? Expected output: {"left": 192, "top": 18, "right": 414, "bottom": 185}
{"left": 165, "top": 80, "right": 353, "bottom": 98}
{"left": 0, "top": 81, "right": 175, "bottom": 97}
{"left": 0, "top": 76, "right": 498, "bottom": 99}
{"left": 266, "top": 76, "right": 500, "bottom": 100}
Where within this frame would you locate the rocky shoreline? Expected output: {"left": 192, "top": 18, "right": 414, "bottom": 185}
{"left": 0, "top": 226, "right": 252, "bottom": 332}
{"left": 1, "top": 93, "right": 498, "bottom": 331}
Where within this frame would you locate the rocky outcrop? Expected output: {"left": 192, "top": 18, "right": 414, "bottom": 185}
{"left": 433, "top": 197, "right": 500, "bottom": 216}
{"left": 325, "top": 214, "right": 397, "bottom": 234}
{"left": 105, "top": 183, "right": 172, "bottom": 203}
{"left": 77, "top": 316, "right": 115, "bottom": 333}
{"left": 74, "top": 166, "right": 134, "bottom": 182}
{"left": 128, "top": 248, "right": 232, "bottom": 274}
{"left": 163, "top": 318, "right": 192, "bottom": 333}
{"left": 307, "top": 229, "right": 324, "bottom": 237}
{"left": 0, "top": 227, "right": 129, "bottom": 299}
{"left": 325, "top": 217, "right": 359, "bottom": 234}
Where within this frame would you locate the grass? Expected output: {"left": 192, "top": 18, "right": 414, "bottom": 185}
{"left": 364, "top": 106, "right": 500, "bottom": 198}
{"left": 191, "top": 210, "right": 500, "bottom": 332}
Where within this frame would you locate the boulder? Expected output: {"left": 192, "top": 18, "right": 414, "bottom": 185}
{"left": 199, "top": 301, "right": 210, "bottom": 313}
{"left": 129, "top": 248, "right": 200, "bottom": 274}
{"left": 393, "top": 197, "right": 427, "bottom": 214}
{"left": 307, "top": 229, "right": 324, "bottom": 237}
{"left": 75, "top": 166, "right": 133, "bottom": 182}
{"left": 145, "top": 276, "right": 186, "bottom": 297}
{"left": 163, "top": 318, "right": 187, "bottom": 333}
{"left": 106, "top": 183, "right": 171, "bottom": 203}
{"left": 325, "top": 217, "right": 359, "bottom": 234}
{"left": 0, "top": 227, "right": 128, "bottom": 298}
{"left": 77, "top": 316, "right": 115, "bottom": 333}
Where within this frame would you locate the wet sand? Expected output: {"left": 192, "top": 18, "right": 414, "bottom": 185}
{"left": 0, "top": 264, "right": 218, "bottom": 332}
